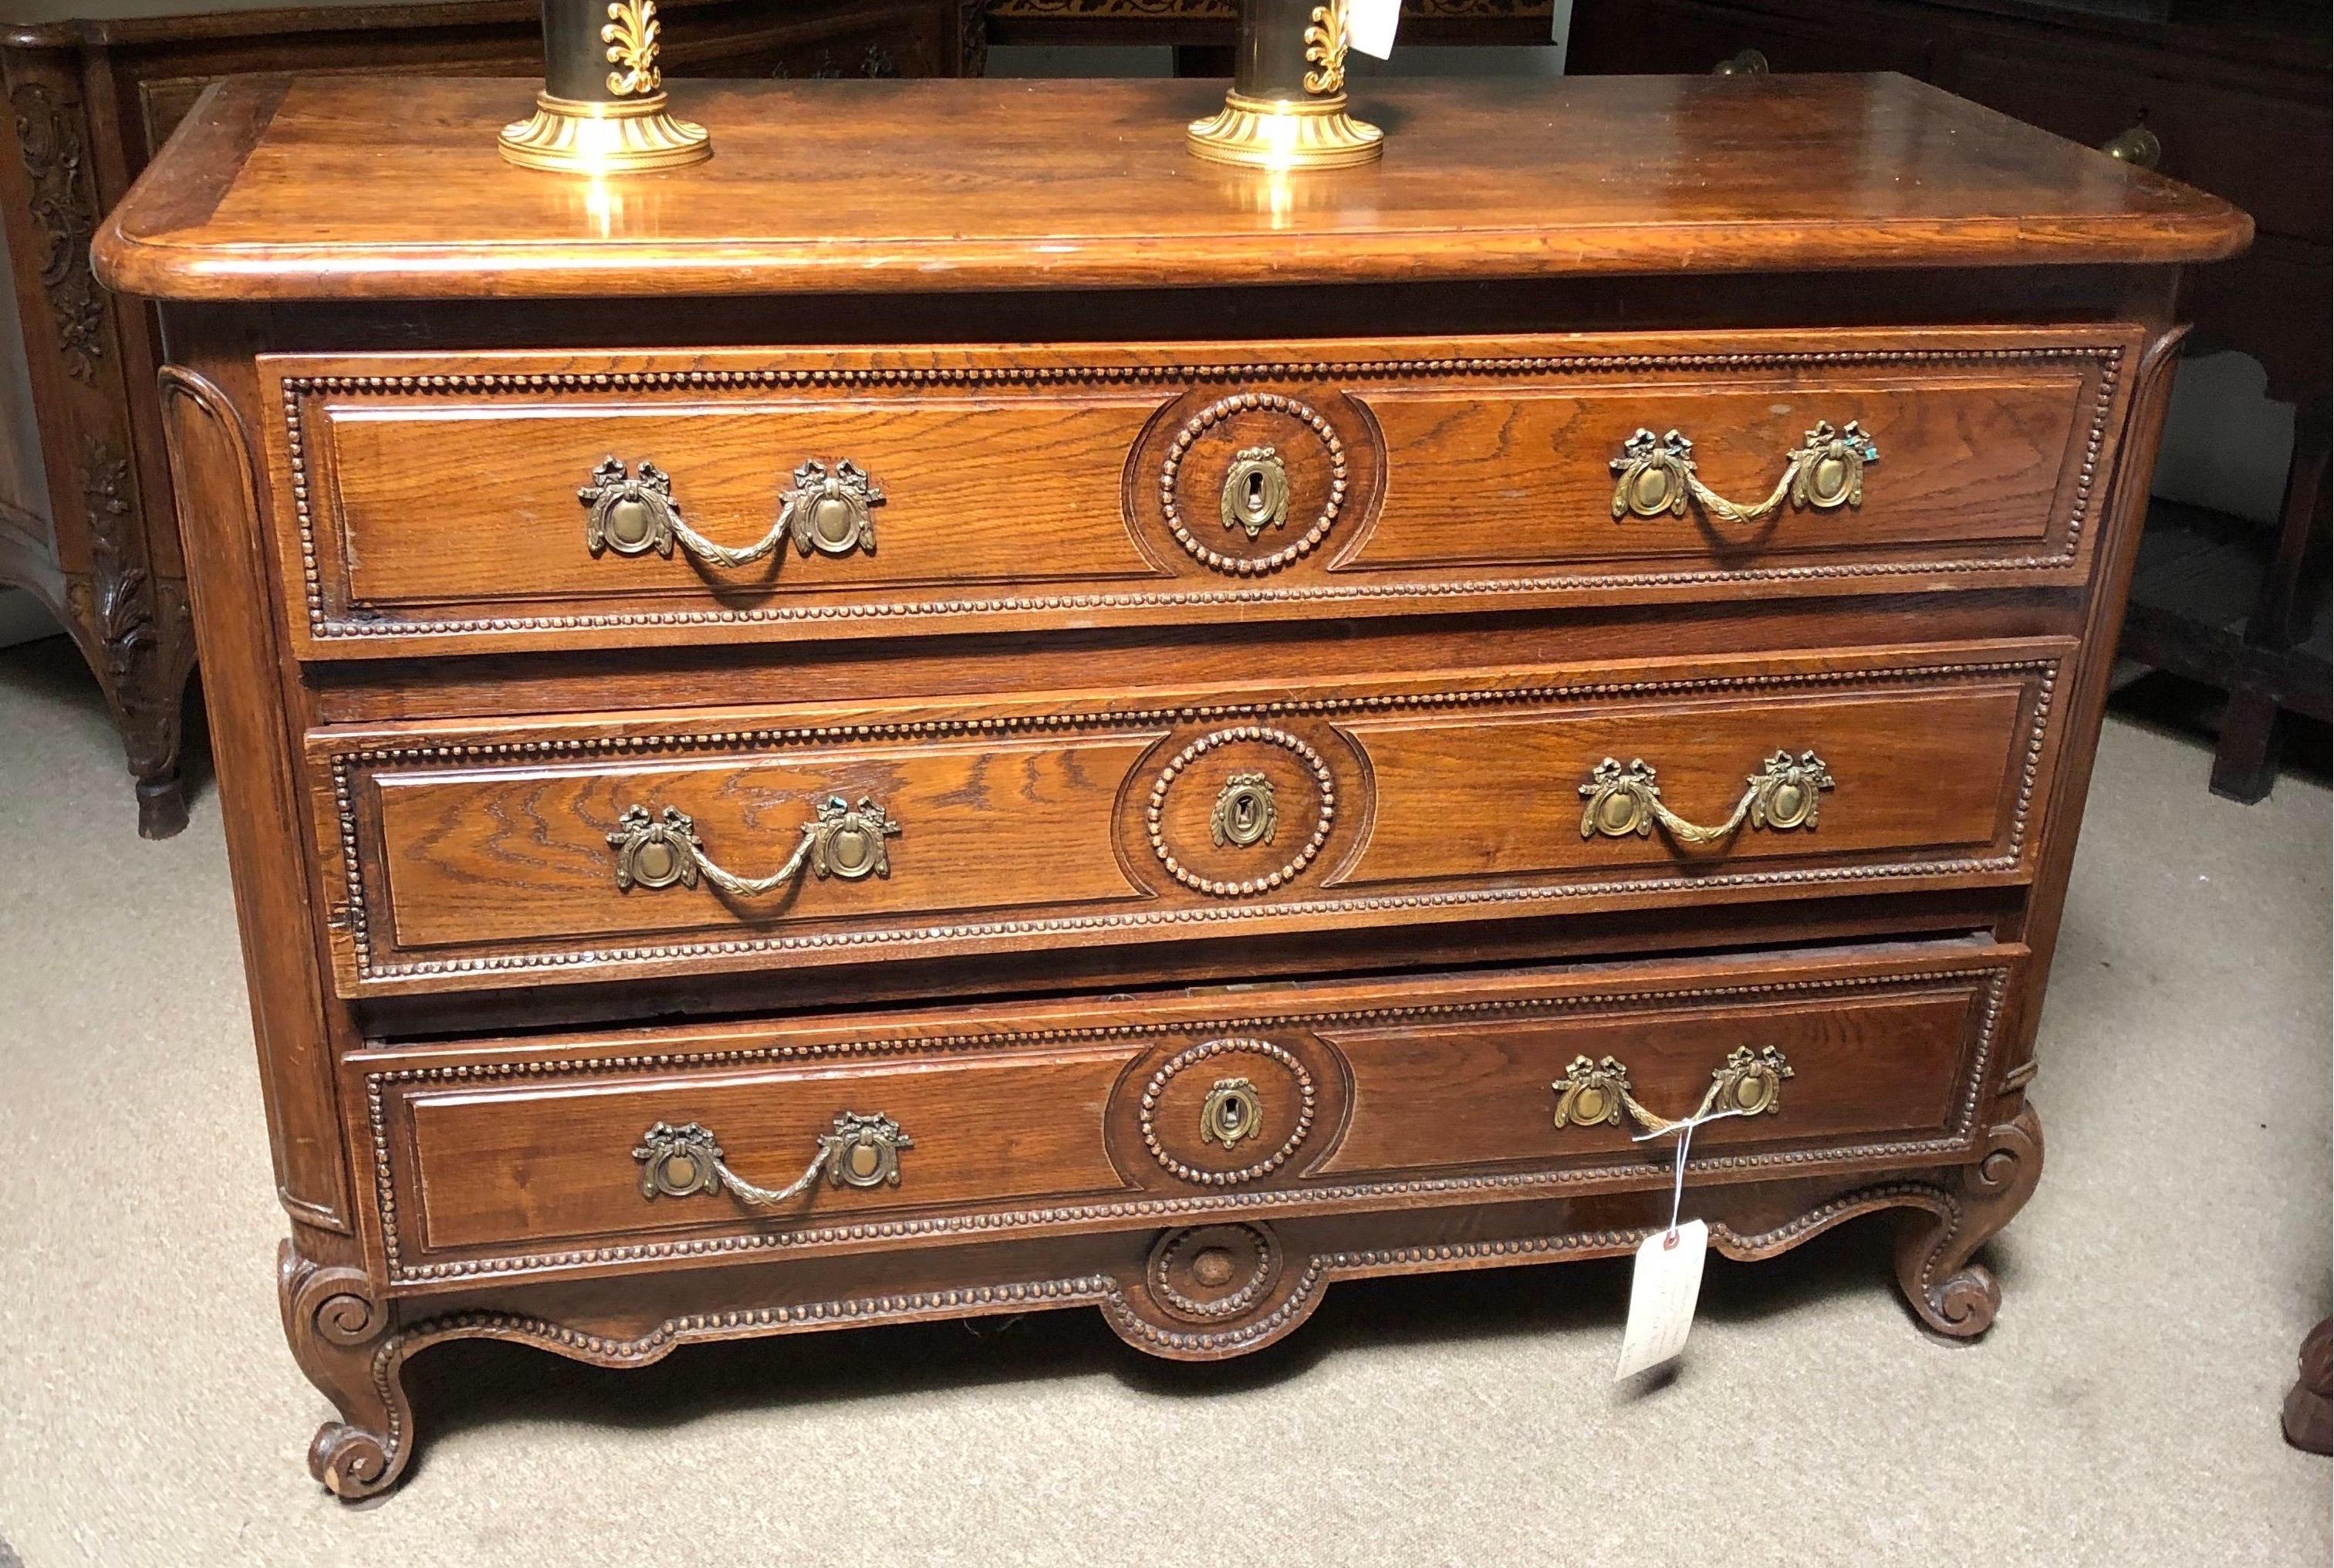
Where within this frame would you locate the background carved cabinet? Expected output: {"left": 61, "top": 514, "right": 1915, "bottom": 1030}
{"left": 0, "top": 0, "right": 969, "bottom": 836}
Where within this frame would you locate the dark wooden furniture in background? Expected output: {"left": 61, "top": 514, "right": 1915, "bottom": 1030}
{"left": 0, "top": 0, "right": 968, "bottom": 836}
{"left": 978, "top": 0, "right": 1549, "bottom": 75}
{"left": 97, "top": 70, "right": 2244, "bottom": 1497}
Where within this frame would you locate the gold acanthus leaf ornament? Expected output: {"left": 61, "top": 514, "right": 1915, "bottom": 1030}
{"left": 603, "top": 0, "right": 664, "bottom": 97}
{"left": 1302, "top": 0, "right": 1349, "bottom": 96}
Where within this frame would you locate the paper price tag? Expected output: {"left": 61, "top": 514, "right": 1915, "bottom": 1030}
{"left": 1346, "top": 0, "right": 1400, "bottom": 61}
{"left": 1615, "top": 1219, "right": 1707, "bottom": 1380}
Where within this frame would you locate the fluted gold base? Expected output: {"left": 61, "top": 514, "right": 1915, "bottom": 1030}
{"left": 1186, "top": 90, "right": 1383, "bottom": 171}
{"left": 497, "top": 91, "right": 711, "bottom": 174}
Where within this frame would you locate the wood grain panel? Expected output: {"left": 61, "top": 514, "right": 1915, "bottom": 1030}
{"left": 1315, "top": 992, "right": 1975, "bottom": 1176}
{"left": 91, "top": 75, "right": 2251, "bottom": 302}
{"left": 309, "top": 640, "right": 2071, "bottom": 997}
{"left": 319, "top": 394, "right": 1170, "bottom": 610}
{"left": 405, "top": 1047, "right": 1139, "bottom": 1254}
{"left": 259, "top": 327, "right": 2133, "bottom": 658}
{"left": 1343, "top": 371, "right": 2082, "bottom": 569}
{"left": 1332, "top": 683, "right": 2027, "bottom": 887}
{"left": 370, "top": 731, "right": 1159, "bottom": 951}
{"left": 355, "top": 937, "right": 2022, "bottom": 1286}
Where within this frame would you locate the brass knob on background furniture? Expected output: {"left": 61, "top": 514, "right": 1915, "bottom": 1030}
{"left": 1552, "top": 1046, "right": 1794, "bottom": 1135}
{"left": 634, "top": 1113, "right": 914, "bottom": 1205}
{"left": 1712, "top": 48, "right": 1770, "bottom": 74}
{"left": 1579, "top": 751, "right": 1833, "bottom": 849}
{"left": 609, "top": 796, "right": 900, "bottom": 896}
{"left": 1610, "top": 420, "right": 1878, "bottom": 525}
{"left": 581, "top": 456, "right": 882, "bottom": 567}
{"left": 2099, "top": 123, "right": 2163, "bottom": 170}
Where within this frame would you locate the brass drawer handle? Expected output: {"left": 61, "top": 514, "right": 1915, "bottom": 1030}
{"left": 2099, "top": 123, "right": 2162, "bottom": 171}
{"left": 581, "top": 456, "right": 883, "bottom": 567}
{"left": 1553, "top": 1046, "right": 1794, "bottom": 1136}
{"left": 1610, "top": 420, "right": 1878, "bottom": 525}
{"left": 609, "top": 795, "right": 900, "bottom": 897}
{"left": 634, "top": 1113, "right": 914, "bottom": 1205}
{"left": 1580, "top": 750, "right": 1832, "bottom": 849}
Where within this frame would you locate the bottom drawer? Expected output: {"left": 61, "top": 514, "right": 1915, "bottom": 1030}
{"left": 356, "top": 936, "right": 2025, "bottom": 1288}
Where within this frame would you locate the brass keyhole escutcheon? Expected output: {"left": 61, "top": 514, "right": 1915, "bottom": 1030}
{"left": 1201, "top": 1077, "right": 1264, "bottom": 1149}
{"left": 1219, "top": 446, "right": 1290, "bottom": 540}
{"left": 1211, "top": 771, "right": 1278, "bottom": 850}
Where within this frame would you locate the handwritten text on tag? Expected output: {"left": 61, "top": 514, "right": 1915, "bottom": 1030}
{"left": 1616, "top": 1218, "right": 1707, "bottom": 1380}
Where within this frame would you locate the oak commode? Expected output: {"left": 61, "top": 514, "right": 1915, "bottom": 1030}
{"left": 93, "top": 69, "right": 2248, "bottom": 1498}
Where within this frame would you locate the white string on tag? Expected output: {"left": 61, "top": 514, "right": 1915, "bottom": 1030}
{"left": 1634, "top": 1102, "right": 1749, "bottom": 1241}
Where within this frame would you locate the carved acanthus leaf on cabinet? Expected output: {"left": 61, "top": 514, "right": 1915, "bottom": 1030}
{"left": 9, "top": 82, "right": 105, "bottom": 384}
{"left": 68, "top": 438, "right": 155, "bottom": 689}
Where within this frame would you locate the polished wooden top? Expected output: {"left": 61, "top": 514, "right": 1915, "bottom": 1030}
{"left": 95, "top": 72, "right": 2251, "bottom": 302}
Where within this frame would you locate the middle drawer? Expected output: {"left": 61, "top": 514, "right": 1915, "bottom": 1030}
{"left": 309, "top": 640, "right": 2072, "bottom": 997}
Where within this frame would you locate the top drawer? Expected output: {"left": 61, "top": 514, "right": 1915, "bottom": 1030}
{"left": 260, "top": 326, "right": 2138, "bottom": 659}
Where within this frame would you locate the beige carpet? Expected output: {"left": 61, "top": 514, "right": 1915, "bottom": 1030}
{"left": 1, "top": 633, "right": 2327, "bottom": 1567}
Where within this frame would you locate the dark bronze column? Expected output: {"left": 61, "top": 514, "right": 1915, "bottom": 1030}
{"left": 498, "top": 0, "right": 711, "bottom": 174}
{"left": 1188, "top": 0, "right": 1382, "bottom": 169}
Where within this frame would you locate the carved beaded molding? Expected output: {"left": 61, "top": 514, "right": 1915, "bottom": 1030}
{"left": 365, "top": 964, "right": 2008, "bottom": 1284}
{"left": 1138, "top": 1038, "right": 1319, "bottom": 1186}
{"left": 1146, "top": 726, "right": 1336, "bottom": 897}
{"left": 349, "top": 1173, "right": 1976, "bottom": 1433}
{"left": 1159, "top": 393, "right": 1347, "bottom": 574}
{"left": 1149, "top": 1224, "right": 1278, "bottom": 1320}
{"left": 328, "top": 657, "right": 2059, "bottom": 985}
{"left": 275, "top": 344, "right": 2120, "bottom": 640}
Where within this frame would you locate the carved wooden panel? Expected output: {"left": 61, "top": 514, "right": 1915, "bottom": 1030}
{"left": 309, "top": 640, "right": 2072, "bottom": 997}
{"left": 258, "top": 326, "right": 2135, "bottom": 657}
{"left": 357, "top": 938, "right": 2020, "bottom": 1287}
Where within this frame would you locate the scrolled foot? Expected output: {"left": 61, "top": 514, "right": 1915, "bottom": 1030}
{"left": 310, "top": 1420, "right": 397, "bottom": 1499}
{"left": 1893, "top": 1104, "right": 2043, "bottom": 1339}
{"left": 278, "top": 1242, "right": 415, "bottom": 1499}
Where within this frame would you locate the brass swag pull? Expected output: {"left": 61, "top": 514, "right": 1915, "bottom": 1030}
{"left": 609, "top": 795, "right": 900, "bottom": 897}
{"left": 1553, "top": 1046, "right": 1795, "bottom": 1136}
{"left": 1579, "top": 750, "right": 1832, "bottom": 849}
{"left": 580, "top": 456, "right": 883, "bottom": 566}
{"left": 1610, "top": 420, "right": 1879, "bottom": 525}
{"left": 634, "top": 1113, "right": 914, "bottom": 1205}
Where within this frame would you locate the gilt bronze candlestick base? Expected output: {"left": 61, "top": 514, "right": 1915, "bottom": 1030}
{"left": 498, "top": 0, "right": 709, "bottom": 174}
{"left": 1187, "top": 0, "right": 1382, "bottom": 169}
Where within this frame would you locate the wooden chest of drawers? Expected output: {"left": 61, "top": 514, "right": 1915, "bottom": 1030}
{"left": 94, "top": 71, "right": 2246, "bottom": 1498}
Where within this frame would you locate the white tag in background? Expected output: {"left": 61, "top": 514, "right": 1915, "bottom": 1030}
{"left": 1547, "top": 0, "right": 1574, "bottom": 72}
{"left": 1615, "top": 1218, "right": 1708, "bottom": 1380}
{"left": 1345, "top": 0, "right": 1400, "bottom": 62}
